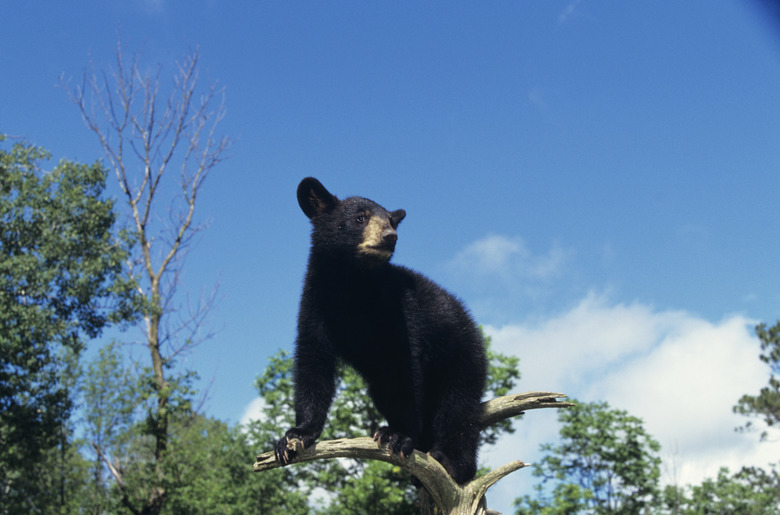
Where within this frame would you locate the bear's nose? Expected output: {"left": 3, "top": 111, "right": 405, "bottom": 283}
{"left": 382, "top": 227, "right": 398, "bottom": 246}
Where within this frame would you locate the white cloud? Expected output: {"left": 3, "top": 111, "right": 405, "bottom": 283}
{"left": 481, "top": 293, "right": 778, "bottom": 512}
{"left": 239, "top": 397, "right": 267, "bottom": 427}
{"left": 587, "top": 313, "right": 772, "bottom": 482}
{"left": 485, "top": 292, "right": 686, "bottom": 389}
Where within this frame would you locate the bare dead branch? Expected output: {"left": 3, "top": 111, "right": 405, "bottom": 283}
{"left": 91, "top": 441, "right": 124, "bottom": 489}
{"left": 480, "top": 391, "right": 572, "bottom": 429}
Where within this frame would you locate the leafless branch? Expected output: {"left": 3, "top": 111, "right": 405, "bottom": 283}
{"left": 92, "top": 441, "right": 124, "bottom": 489}
{"left": 65, "top": 36, "right": 229, "bottom": 515}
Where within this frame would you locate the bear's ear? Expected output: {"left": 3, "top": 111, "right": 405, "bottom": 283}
{"left": 297, "top": 177, "right": 339, "bottom": 219}
{"left": 390, "top": 209, "right": 406, "bottom": 227}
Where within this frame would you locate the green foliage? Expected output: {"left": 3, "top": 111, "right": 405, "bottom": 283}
{"left": 515, "top": 400, "right": 662, "bottom": 514}
{"left": 516, "top": 482, "right": 593, "bottom": 514}
{"left": 75, "top": 343, "right": 310, "bottom": 514}
{"left": 246, "top": 350, "right": 319, "bottom": 513}
{"left": 515, "top": 396, "right": 780, "bottom": 513}
{"left": 17, "top": 428, "right": 95, "bottom": 515}
{"left": 253, "top": 349, "right": 297, "bottom": 449}
{"left": 162, "top": 414, "right": 309, "bottom": 514}
{"left": 75, "top": 341, "right": 142, "bottom": 512}
{"left": 734, "top": 320, "right": 780, "bottom": 440}
{"left": 659, "top": 465, "right": 780, "bottom": 514}
{"left": 82, "top": 341, "right": 139, "bottom": 452}
{"left": 481, "top": 329, "right": 521, "bottom": 446}
{"left": 0, "top": 135, "right": 135, "bottom": 511}
{"left": 322, "top": 461, "right": 418, "bottom": 515}
{"left": 251, "top": 326, "right": 521, "bottom": 512}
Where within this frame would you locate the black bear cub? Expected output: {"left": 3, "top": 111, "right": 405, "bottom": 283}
{"left": 275, "top": 177, "right": 487, "bottom": 484}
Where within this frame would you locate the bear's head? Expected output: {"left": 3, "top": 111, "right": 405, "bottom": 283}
{"left": 297, "top": 177, "right": 406, "bottom": 266}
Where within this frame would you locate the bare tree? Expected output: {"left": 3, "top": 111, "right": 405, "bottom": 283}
{"left": 65, "top": 39, "right": 230, "bottom": 514}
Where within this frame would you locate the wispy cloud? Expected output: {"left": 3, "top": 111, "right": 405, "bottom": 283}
{"left": 528, "top": 88, "right": 548, "bottom": 111}
{"left": 558, "top": 0, "right": 584, "bottom": 25}
{"left": 443, "top": 234, "right": 575, "bottom": 322}
{"left": 447, "top": 234, "right": 571, "bottom": 282}
{"left": 142, "top": 0, "right": 166, "bottom": 14}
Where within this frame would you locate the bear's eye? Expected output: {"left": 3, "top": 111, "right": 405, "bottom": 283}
{"left": 355, "top": 215, "right": 365, "bottom": 224}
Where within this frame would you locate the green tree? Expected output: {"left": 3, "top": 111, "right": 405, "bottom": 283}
{"left": 76, "top": 341, "right": 307, "bottom": 514}
{"left": 251, "top": 328, "right": 521, "bottom": 513}
{"left": 734, "top": 320, "right": 780, "bottom": 440}
{"left": 514, "top": 400, "right": 662, "bottom": 514}
{"left": 150, "top": 413, "right": 310, "bottom": 514}
{"left": 0, "top": 135, "right": 134, "bottom": 512}
{"left": 67, "top": 40, "right": 230, "bottom": 513}
{"left": 659, "top": 465, "right": 780, "bottom": 514}
{"left": 76, "top": 341, "right": 143, "bottom": 513}
{"left": 322, "top": 461, "right": 417, "bottom": 515}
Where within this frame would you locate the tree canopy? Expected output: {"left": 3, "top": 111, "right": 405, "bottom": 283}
{"left": 514, "top": 400, "right": 662, "bottom": 514}
{"left": 0, "top": 135, "right": 134, "bottom": 511}
{"left": 515, "top": 396, "right": 780, "bottom": 514}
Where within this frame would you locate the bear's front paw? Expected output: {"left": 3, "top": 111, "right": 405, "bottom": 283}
{"left": 373, "top": 426, "right": 415, "bottom": 458}
{"left": 274, "top": 428, "right": 318, "bottom": 465}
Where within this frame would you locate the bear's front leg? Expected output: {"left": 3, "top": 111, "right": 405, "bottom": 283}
{"left": 276, "top": 336, "right": 337, "bottom": 466}
{"left": 368, "top": 373, "right": 419, "bottom": 458}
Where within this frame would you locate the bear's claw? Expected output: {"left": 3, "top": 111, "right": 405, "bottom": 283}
{"left": 373, "top": 426, "right": 415, "bottom": 458}
{"left": 274, "top": 428, "right": 317, "bottom": 465}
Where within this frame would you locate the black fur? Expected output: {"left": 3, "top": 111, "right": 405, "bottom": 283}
{"left": 275, "top": 177, "right": 487, "bottom": 484}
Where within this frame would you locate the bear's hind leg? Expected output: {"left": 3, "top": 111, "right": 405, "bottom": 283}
{"left": 428, "top": 427, "right": 480, "bottom": 484}
{"left": 428, "top": 388, "right": 483, "bottom": 484}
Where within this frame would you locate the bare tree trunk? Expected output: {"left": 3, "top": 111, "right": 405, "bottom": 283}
{"left": 65, "top": 38, "right": 229, "bottom": 515}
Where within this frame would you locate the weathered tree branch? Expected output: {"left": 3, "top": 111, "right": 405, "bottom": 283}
{"left": 254, "top": 391, "right": 572, "bottom": 514}
{"left": 479, "top": 391, "right": 572, "bottom": 428}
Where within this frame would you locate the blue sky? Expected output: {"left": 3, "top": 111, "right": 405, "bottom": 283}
{"left": 3, "top": 1, "right": 780, "bottom": 510}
